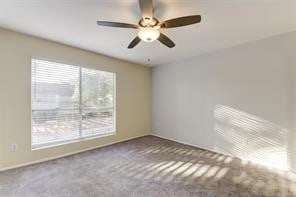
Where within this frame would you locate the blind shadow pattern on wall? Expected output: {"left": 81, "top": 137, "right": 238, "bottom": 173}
{"left": 214, "top": 105, "right": 289, "bottom": 170}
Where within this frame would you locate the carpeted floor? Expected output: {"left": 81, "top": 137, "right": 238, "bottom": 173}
{"left": 0, "top": 136, "right": 296, "bottom": 197}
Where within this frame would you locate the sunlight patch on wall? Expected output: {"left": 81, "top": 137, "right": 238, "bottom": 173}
{"left": 214, "top": 105, "right": 288, "bottom": 170}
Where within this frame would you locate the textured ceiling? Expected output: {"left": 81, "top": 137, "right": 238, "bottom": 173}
{"left": 0, "top": 0, "right": 296, "bottom": 66}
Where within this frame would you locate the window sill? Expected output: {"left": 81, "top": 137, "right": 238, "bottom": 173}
{"left": 31, "top": 131, "right": 116, "bottom": 151}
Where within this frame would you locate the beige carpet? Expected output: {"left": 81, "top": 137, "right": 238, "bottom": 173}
{"left": 0, "top": 136, "right": 296, "bottom": 197}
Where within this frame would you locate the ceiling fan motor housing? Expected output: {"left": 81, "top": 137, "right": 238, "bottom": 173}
{"left": 139, "top": 17, "right": 159, "bottom": 27}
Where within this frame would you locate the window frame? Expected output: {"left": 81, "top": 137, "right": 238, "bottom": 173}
{"left": 30, "top": 58, "right": 117, "bottom": 150}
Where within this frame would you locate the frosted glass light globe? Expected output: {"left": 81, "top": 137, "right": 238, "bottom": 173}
{"left": 138, "top": 28, "right": 160, "bottom": 42}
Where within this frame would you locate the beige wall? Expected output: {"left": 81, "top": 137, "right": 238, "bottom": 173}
{"left": 0, "top": 28, "right": 151, "bottom": 170}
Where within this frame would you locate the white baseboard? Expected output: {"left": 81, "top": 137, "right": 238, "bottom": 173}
{"left": 0, "top": 133, "right": 149, "bottom": 172}
{"left": 2, "top": 133, "right": 294, "bottom": 174}
{"left": 151, "top": 133, "right": 233, "bottom": 157}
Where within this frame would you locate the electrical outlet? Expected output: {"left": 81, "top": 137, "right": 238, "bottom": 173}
{"left": 10, "top": 143, "right": 18, "bottom": 152}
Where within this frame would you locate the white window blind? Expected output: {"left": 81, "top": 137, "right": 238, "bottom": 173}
{"left": 31, "top": 59, "right": 115, "bottom": 148}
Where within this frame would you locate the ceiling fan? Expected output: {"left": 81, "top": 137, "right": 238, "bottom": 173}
{"left": 96, "top": 0, "right": 201, "bottom": 49}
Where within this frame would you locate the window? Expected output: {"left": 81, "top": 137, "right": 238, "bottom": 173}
{"left": 31, "top": 59, "right": 116, "bottom": 148}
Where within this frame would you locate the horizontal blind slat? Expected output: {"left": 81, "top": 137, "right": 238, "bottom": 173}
{"left": 31, "top": 59, "right": 115, "bottom": 148}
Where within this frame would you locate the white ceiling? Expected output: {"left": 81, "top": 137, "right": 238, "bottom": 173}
{"left": 0, "top": 0, "right": 296, "bottom": 66}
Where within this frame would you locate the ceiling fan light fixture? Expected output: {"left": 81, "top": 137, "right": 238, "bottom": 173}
{"left": 138, "top": 27, "right": 160, "bottom": 42}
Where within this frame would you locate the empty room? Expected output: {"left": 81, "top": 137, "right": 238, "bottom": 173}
{"left": 0, "top": 0, "right": 296, "bottom": 196}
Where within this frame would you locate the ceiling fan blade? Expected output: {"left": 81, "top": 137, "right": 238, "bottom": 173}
{"left": 139, "top": 0, "right": 153, "bottom": 20}
{"left": 128, "top": 36, "right": 141, "bottom": 49}
{"left": 97, "top": 21, "right": 138, "bottom": 29}
{"left": 160, "top": 15, "right": 201, "bottom": 28}
{"left": 158, "top": 33, "right": 175, "bottom": 48}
